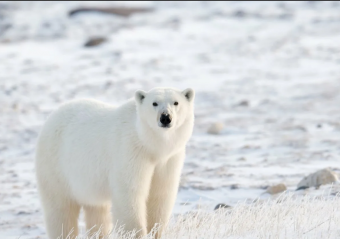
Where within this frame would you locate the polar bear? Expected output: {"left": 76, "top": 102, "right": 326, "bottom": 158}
{"left": 35, "top": 87, "right": 195, "bottom": 239}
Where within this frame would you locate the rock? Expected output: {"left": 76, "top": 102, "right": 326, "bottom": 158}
{"left": 17, "top": 211, "right": 31, "bottom": 215}
{"left": 69, "top": 7, "right": 153, "bottom": 17}
{"left": 230, "top": 184, "right": 239, "bottom": 190}
{"left": 84, "top": 37, "right": 107, "bottom": 47}
{"left": 266, "top": 183, "right": 287, "bottom": 195}
{"left": 0, "top": 23, "right": 11, "bottom": 36}
{"left": 297, "top": 168, "right": 338, "bottom": 189}
{"left": 233, "top": 10, "right": 246, "bottom": 18}
{"left": 214, "top": 203, "right": 231, "bottom": 210}
{"left": 278, "top": 13, "right": 293, "bottom": 20}
{"left": 296, "top": 186, "right": 309, "bottom": 191}
{"left": 192, "top": 184, "right": 215, "bottom": 190}
{"left": 207, "top": 122, "right": 224, "bottom": 135}
{"left": 237, "top": 100, "right": 249, "bottom": 107}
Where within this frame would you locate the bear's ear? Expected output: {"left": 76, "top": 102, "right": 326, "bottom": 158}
{"left": 182, "top": 88, "right": 195, "bottom": 102}
{"left": 135, "top": 90, "right": 146, "bottom": 104}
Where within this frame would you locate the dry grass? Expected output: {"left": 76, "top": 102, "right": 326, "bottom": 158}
{"left": 73, "top": 192, "right": 340, "bottom": 239}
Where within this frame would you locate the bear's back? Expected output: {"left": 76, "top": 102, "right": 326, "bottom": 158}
{"left": 42, "top": 98, "right": 136, "bottom": 135}
{"left": 36, "top": 98, "right": 137, "bottom": 166}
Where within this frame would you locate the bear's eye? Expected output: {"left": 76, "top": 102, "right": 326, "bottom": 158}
{"left": 174, "top": 102, "right": 178, "bottom": 106}
{"left": 153, "top": 102, "right": 158, "bottom": 106}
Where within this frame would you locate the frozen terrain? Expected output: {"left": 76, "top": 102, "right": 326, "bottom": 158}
{"left": 1, "top": 1, "right": 340, "bottom": 238}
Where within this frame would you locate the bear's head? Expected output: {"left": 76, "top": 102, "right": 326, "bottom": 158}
{"left": 135, "top": 87, "right": 195, "bottom": 132}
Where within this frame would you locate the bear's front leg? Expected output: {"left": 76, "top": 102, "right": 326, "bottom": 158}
{"left": 147, "top": 151, "right": 185, "bottom": 238}
{"left": 111, "top": 157, "right": 155, "bottom": 238}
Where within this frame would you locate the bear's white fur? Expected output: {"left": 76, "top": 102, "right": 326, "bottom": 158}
{"left": 35, "top": 87, "right": 195, "bottom": 238}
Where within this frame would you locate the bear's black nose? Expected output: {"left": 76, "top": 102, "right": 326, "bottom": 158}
{"left": 160, "top": 114, "right": 172, "bottom": 126}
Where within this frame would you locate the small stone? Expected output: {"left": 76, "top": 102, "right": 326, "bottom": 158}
{"left": 84, "top": 37, "right": 107, "bottom": 47}
{"left": 237, "top": 100, "right": 249, "bottom": 107}
{"left": 12, "top": 103, "right": 18, "bottom": 110}
{"left": 103, "top": 81, "right": 113, "bottom": 90}
{"left": 278, "top": 13, "right": 293, "bottom": 20}
{"left": 266, "top": 183, "right": 287, "bottom": 195}
{"left": 207, "top": 122, "right": 224, "bottom": 135}
{"left": 230, "top": 184, "right": 239, "bottom": 190}
{"left": 192, "top": 184, "right": 215, "bottom": 190}
{"left": 297, "top": 168, "right": 338, "bottom": 189}
{"left": 296, "top": 186, "right": 309, "bottom": 191}
{"left": 214, "top": 203, "right": 231, "bottom": 210}
{"left": 17, "top": 211, "right": 30, "bottom": 215}
{"left": 238, "top": 157, "right": 246, "bottom": 161}
{"left": 69, "top": 7, "right": 153, "bottom": 17}
{"left": 233, "top": 10, "right": 246, "bottom": 18}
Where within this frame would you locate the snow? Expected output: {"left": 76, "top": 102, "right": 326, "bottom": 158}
{"left": 1, "top": 1, "right": 340, "bottom": 238}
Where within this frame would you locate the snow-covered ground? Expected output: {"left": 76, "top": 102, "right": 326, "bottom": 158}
{"left": 1, "top": 1, "right": 340, "bottom": 238}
